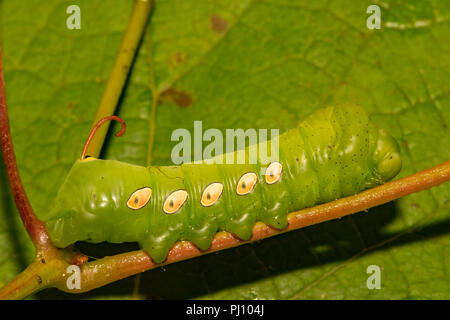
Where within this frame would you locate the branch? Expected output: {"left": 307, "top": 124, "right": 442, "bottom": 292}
{"left": 54, "top": 160, "right": 450, "bottom": 293}
{"left": 84, "top": 0, "right": 153, "bottom": 158}
{"left": 0, "top": 43, "right": 54, "bottom": 252}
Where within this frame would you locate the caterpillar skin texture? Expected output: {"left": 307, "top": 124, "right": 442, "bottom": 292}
{"left": 44, "top": 104, "right": 402, "bottom": 263}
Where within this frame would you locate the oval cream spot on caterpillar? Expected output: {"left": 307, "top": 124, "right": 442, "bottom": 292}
{"left": 163, "top": 190, "right": 188, "bottom": 214}
{"left": 201, "top": 182, "right": 223, "bottom": 207}
{"left": 265, "top": 161, "right": 282, "bottom": 184}
{"left": 236, "top": 172, "right": 257, "bottom": 195}
{"left": 126, "top": 187, "right": 152, "bottom": 210}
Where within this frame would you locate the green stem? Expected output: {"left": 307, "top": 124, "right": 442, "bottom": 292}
{"left": 0, "top": 259, "right": 48, "bottom": 300}
{"left": 0, "top": 251, "right": 70, "bottom": 300}
{"left": 85, "top": 0, "right": 153, "bottom": 158}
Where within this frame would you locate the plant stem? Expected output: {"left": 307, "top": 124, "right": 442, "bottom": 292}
{"left": 0, "top": 41, "right": 71, "bottom": 300}
{"left": 0, "top": 45, "right": 53, "bottom": 252}
{"left": 85, "top": 0, "right": 153, "bottom": 158}
{"left": 0, "top": 255, "right": 66, "bottom": 300}
{"left": 55, "top": 160, "right": 450, "bottom": 294}
{"left": 0, "top": 259, "right": 48, "bottom": 300}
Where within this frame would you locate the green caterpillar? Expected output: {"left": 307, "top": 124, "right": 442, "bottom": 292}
{"left": 44, "top": 104, "right": 402, "bottom": 263}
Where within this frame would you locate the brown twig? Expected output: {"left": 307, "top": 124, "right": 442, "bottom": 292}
{"left": 0, "top": 44, "right": 73, "bottom": 300}
{"left": 0, "top": 47, "right": 54, "bottom": 252}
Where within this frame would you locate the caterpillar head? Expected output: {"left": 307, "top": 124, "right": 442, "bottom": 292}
{"left": 372, "top": 129, "right": 402, "bottom": 183}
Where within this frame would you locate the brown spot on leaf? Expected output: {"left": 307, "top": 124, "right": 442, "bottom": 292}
{"left": 169, "top": 52, "right": 189, "bottom": 68}
{"left": 159, "top": 87, "right": 194, "bottom": 108}
{"left": 210, "top": 14, "right": 228, "bottom": 34}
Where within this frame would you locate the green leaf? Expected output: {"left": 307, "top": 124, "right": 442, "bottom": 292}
{"left": 1, "top": 0, "right": 449, "bottom": 299}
